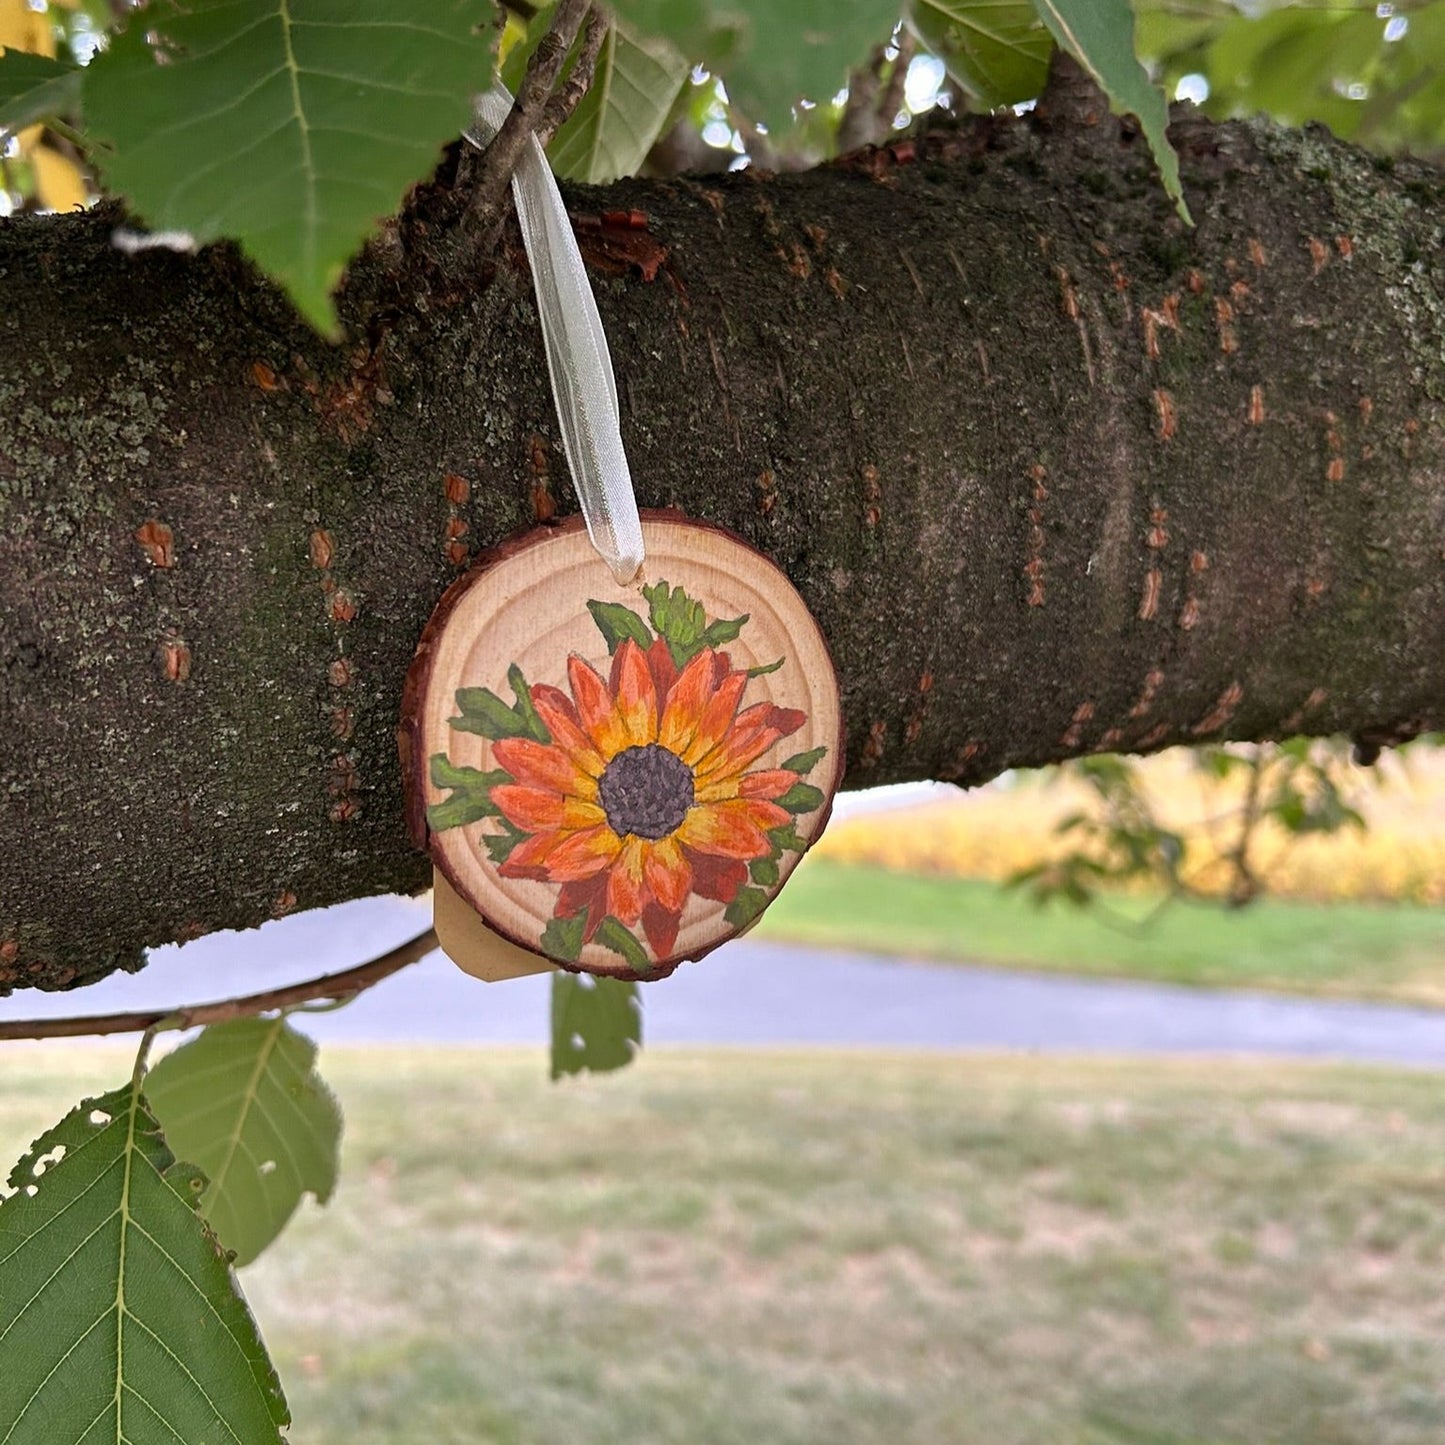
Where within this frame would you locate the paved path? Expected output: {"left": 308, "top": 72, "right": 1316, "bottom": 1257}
{"left": 6, "top": 895, "right": 1445, "bottom": 1066}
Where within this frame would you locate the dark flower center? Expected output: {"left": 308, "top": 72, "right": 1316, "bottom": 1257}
{"left": 598, "top": 744, "right": 695, "bottom": 840}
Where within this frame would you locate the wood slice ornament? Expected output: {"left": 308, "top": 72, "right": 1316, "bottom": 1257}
{"left": 401, "top": 512, "right": 844, "bottom": 981}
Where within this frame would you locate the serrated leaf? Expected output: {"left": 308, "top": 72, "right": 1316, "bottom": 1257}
{"left": 451, "top": 685, "right": 535, "bottom": 741}
{"left": 610, "top": 0, "right": 901, "bottom": 130}
{"left": 551, "top": 974, "right": 641, "bottom": 1080}
{"left": 595, "top": 915, "right": 655, "bottom": 974}
{"left": 145, "top": 1017, "right": 342, "bottom": 1267}
{"left": 588, "top": 598, "right": 654, "bottom": 653}
{"left": 427, "top": 755, "right": 508, "bottom": 831}
{"left": 769, "top": 820, "right": 807, "bottom": 853}
{"left": 484, "top": 819, "right": 528, "bottom": 865}
{"left": 83, "top": 0, "right": 493, "bottom": 335}
{"left": 700, "top": 612, "right": 748, "bottom": 650}
{"left": 549, "top": 20, "right": 690, "bottom": 183}
{"left": 724, "top": 883, "right": 770, "bottom": 930}
{"left": 907, "top": 0, "right": 1052, "bottom": 107}
{"left": 0, "top": 52, "right": 81, "bottom": 137}
{"left": 0, "top": 1084, "right": 288, "bottom": 1442}
{"left": 1030, "top": 0, "right": 1191, "bottom": 221}
{"left": 749, "top": 854, "right": 779, "bottom": 887}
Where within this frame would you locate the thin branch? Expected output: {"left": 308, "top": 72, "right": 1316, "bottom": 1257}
{"left": 538, "top": 7, "right": 608, "bottom": 148}
{"left": 465, "top": 0, "right": 591, "bottom": 250}
{"left": 875, "top": 30, "right": 917, "bottom": 131}
{"left": 0, "top": 928, "right": 438, "bottom": 1042}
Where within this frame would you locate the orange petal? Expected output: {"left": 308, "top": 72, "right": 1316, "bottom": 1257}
{"left": 541, "top": 824, "right": 624, "bottom": 882}
{"left": 676, "top": 798, "right": 788, "bottom": 860}
{"left": 606, "top": 835, "right": 646, "bottom": 924}
{"left": 568, "top": 655, "right": 630, "bottom": 760}
{"left": 658, "top": 649, "right": 718, "bottom": 756}
{"left": 492, "top": 785, "right": 604, "bottom": 833}
{"left": 695, "top": 705, "right": 807, "bottom": 785}
{"left": 642, "top": 836, "right": 693, "bottom": 914}
{"left": 680, "top": 669, "right": 748, "bottom": 767}
{"left": 494, "top": 737, "right": 598, "bottom": 800}
{"left": 696, "top": 767, "right": 797, "bottom": 805}
{"left": 609, "top": 639, "right": 659, "bottom": 746}
{"left": 530, "top": 685, "right": 605, "bottom": 777}
{"left": 499, "top": 829, "right": 567, "bottom": 879}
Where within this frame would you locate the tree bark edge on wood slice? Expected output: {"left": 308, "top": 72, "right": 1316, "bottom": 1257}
{"left": 399, "top": 511, "right": 845, "bottom": 981}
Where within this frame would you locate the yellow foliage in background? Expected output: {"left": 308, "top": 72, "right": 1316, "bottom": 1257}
{"left": 816, "top": 748, "right": 1445, "bottom": 905}
{"left": 0, "top": 0, "right": 87, "bottom": 213}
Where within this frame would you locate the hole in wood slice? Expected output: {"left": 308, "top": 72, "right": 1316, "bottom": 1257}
{"left": 401, "top": 513, "right": 844, "bottom": 981}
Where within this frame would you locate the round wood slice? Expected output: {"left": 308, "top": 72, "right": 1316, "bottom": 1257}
{"left": 401, "top": 512, "right": 844, "bottom": 980}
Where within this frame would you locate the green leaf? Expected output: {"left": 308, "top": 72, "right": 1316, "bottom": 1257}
{"left": 588, "top": 598, "right": 654, "bottom": 654}
{"left": 595, "top": 916, "right": 656, "bottom": 974}
{"left": 484, "top": 818, "right": 529, "bottom": 866}
{"left": 780, "top": 745, "right": 828, "bottom": 775}
{"left": 0, "top": 51, "right": 81, "bottom": 137}
{"left": 724, "top": 884, "right": 770, "bottom": 930}
{"left": 749, "top": 855, "right": 780, "bottom": 887}
{"left": 907, "top": 0, "right": 1052, "bottom": 107}
{"left": 748, "top": 657, "right": 785, "bottom": 678}
{"left": 550, "top": 974, "right": 642, "bottom": 1080}
{"left": 83, "top": 0, "right": 493, "bottom": 335}
{"left": 609, "top": 0, "right": 902, "bottom": 130}
{"left": 145, "top": 1018, "right": 342, "bottom": 1267}
{"left": 769, "top": 821, "right": 807, "bottom": 854}
{"left": 777, "top": 782, "right": 826, "bottom": 814}
{"left": 451, "top": 686, "right": 535, "bottom": 741}
{"left": 549, "top": 20, "right": 691, "bottom": 182}
{"left": 427, "top": 755, "right": 508, "bottom": 831}
{"left": 0, "top": 1084, "right": 288, "bottom": 1442}
{"left": 541, "top": 907, "right": 589, "bottom": 963}
{"left": 700, "top": 613, "right": 748, "bottom": 650}
{"left": 1030, "top": 0, "right": 1191, "bottom": 221}
{"left": 508, "top": 663, "right": 552, "bottom": 743}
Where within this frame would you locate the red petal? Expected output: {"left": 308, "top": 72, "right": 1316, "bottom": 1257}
{"left": 493, "top": 737, "right": 597, "bottom": 798}
{"left": 530, "top": 685, "right": 605, "bottom": 777}
{"left": 642, "top": 901, "right": 680, "bottom": 957}
{"left": 646, "top": 639, "right": 677, "bottom": 713}
{"left": 542, "top": 824, "right": 624, "bottom": 882}
{"left": 606, "top": 835, "right": 646, "bottom": 924}
{"left": 686, "top": 848, "right": 749, "bottom": 903}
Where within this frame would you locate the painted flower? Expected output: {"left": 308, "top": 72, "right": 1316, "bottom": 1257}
{"left": 489, "top": 637, "right": 806, "bottom": 958}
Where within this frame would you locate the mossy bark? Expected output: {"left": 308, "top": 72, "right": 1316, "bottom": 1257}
{"left": 1, "top": 107, "right": 1441, "bottom": 990}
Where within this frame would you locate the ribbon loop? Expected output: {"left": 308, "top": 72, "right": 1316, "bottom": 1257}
{"left": 468, "top": 85, "right": 645, "bottom": 586}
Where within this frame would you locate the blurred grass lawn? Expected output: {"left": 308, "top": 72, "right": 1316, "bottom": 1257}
{"left": 7, "top": 1046, "right": 1445, "bottom": 1445}
{"left": 760, "top": 859, "right": 1445, "bottom": 1005}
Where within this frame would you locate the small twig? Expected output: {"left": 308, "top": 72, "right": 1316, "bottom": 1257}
{"left": 875, "top": 30, "right": 917, "bottom": 131}
{"left": 0, "top": 929, "right": 438, "bottom": 1042}
{"left": 538, "top": 7, "right": 608, "bottom": 148}
{"left": 465, "top": 0, "right": 591, "bottom": 250}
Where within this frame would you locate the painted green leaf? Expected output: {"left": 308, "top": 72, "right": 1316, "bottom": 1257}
{"left": 549, "top": 20, "right": 691, "bottom": 182}
{"left": 595, "top": 916, "right": 655, "bottom": 973}
{"left": 551, "top": 974, "right": 642, "bottom": 1080}
{"left": 609, "top": 0, "right": 901, "bottom": 130}
{"left": 643, "top": 580, "right": 709, "bottom": 665}
{"left": 778, "top": 781, "right": 826, "bottom": 814}
{"left": 781, "top": 745, "right": 828, "bottom": 775}
{"left": 0, "top": 1084, "right": 288, "bottom": 1443}
{"left": 724, "top": 884, "right": 770, "bottom": 930}
{"left": 145, "top": 1018, "right": 342, "bottom": 1267}
{"left": 484, "top": 818, "right": 529, "bottom": 865}
{"left": 0, "top": 51, "right": 81, "bottom": 137}
{"left": 750, "top": 855, "right": 780, "bottom": 887}
{"left": 83, "top": 0, "right": 493, "bottom": 335}
{"left": 588, "top": 598, "right": 654, "bottom": 653}
{"left": 770, "top": 820, "right": 807, "bottom": 853}
{"left": 508, "top": 663, "right": 552, "bottom": 743}
{"left": 748, "top": 657, "right": 785, "bottom": 678}
{"left": 907, "top": 0, "right": 1052, "bottom": 107}
{"left": 541, "top": 907, "right": 589, "bottom": 963}
{"left": 452, "top": 686, "right": 536, "bottom": 741}
{"left": 700, "top": 613, "right": 749, "bottom": 651}
{"left": 1030, "top": 0, "right": 1190, "bottom": 221}
{"left": 427, "top": 756, "right": 508, "bottom": 831}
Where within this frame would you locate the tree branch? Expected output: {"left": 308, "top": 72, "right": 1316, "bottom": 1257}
{"left": 0, "top": 930, "right": 438, "bottom": 1040}
{"left": 0, "top": 108, "right": 1440, "bottom": 989}
{"left": 538, "top": 7, "right": 607, "bottom": 149}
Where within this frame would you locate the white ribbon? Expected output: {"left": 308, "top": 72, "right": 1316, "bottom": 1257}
{"left": 468, "top": 84, "right": 645, "bottom": 586}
